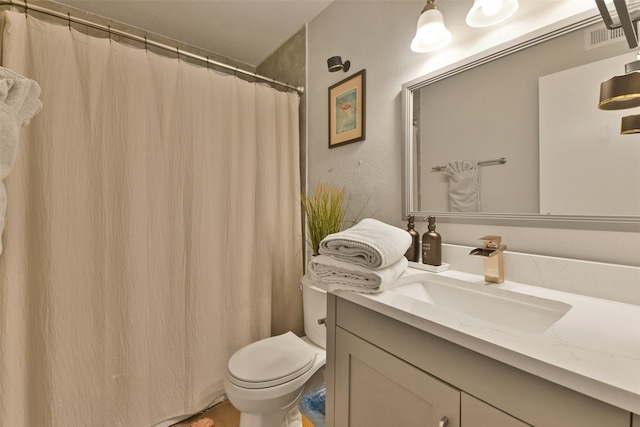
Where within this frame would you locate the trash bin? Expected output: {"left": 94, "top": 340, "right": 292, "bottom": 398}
{"left": 299, "top": 382, "right": 326, "bottom": 427}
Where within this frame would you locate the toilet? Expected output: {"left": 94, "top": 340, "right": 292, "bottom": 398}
{"left": 224, "top": 275, "right": 327, "bottom": 427}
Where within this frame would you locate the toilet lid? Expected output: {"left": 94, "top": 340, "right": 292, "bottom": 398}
{"left": 228, "top": 332, "right": 316, "bottom": 389}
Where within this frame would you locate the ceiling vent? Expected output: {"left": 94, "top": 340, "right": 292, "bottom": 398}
{"left": 585, "top": 23, "right": 629, "bottom": 49}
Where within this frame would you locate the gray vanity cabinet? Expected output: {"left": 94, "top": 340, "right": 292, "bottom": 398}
{"left": 325, "top": 294, "right": 631, "bottom": 427}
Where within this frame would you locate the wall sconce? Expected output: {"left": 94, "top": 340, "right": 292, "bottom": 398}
{"left": 410, "top": 0, "right": 451, "bottom": 53}
{"left": 621, "top": 114, "right": 640, "bottom": 133}
{"left": 598, "top": 57, "right": 640, "bottom": 134}
{"left": 598, "top": 58, "right": 640, "bottom": 110}
{"left": 327, "top": 56, "right": 350, "bottom": 72}
{"left": 466, "top": 0, "right": 519, "bottom": 28}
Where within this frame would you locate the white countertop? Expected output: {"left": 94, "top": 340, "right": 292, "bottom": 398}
{"left": 331, "top": 267, "right": 640, "bottom": 414}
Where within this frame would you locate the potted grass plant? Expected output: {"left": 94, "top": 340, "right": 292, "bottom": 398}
{"left": 301, "top": 182, "right": 345, "bottom": 256}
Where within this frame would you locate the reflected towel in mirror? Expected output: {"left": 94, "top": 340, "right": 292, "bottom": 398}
{"left": 444, "top": 160, "right": 480, "bottom": 212}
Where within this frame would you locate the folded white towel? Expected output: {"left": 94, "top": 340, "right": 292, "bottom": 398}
{"left": 444, "top": 160, "right": 480, "bottom": 212}
{"left": 0, "top": 66, "right": 42, "bottom": 255}
{"left": 308, "top": 254, "right": 408, "bottom": 293}
{"left": 319, "top": 218, "right": 411, "bottom": 269}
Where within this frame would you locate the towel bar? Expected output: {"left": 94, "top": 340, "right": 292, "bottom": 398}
{"left": 431, "top": 157, "right": 507, "bottom": 172}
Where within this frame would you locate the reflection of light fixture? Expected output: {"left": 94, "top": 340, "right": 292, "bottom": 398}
{"left": 621, "top": 114, "right": 640, "bottom": 133}
{"left": 410, "top": 0, "right": 451, "bottom": 53}
{"left": 598, "top": 58, "right": 640, "bottom": 110}
{"left": 466, "top": 0, "right": 519, "bottom": 28}
{"left": 327, "top": 56, "right": 350, "bottom": 72}
{"left": 595, "top": 0, "right": 640, "bottom": 49}
{"left": 598, "top": 56, "right": 640, "bottom": 134}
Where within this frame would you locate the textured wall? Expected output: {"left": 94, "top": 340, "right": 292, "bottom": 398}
{"left": 306, "top": 1, "right": 640, "bottom": 269}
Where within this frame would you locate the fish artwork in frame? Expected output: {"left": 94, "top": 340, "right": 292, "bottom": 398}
{"left": 328, "top": 69, "right": 366, "bottom": 148}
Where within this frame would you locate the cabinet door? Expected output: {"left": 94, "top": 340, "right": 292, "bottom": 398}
{"left": 462, "top": 393, "right": 531, "bottom": 427}
{"left": 334, "top": 328, "right": 460, "bottom": 427}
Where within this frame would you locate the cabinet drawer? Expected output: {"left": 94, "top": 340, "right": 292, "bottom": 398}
{"left": 462, "top": 393, "right": 531, "bottom": 427}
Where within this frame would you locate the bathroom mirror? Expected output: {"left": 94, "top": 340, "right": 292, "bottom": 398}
{"left": 402, "top": 14, "right": 640, "bottom": 232}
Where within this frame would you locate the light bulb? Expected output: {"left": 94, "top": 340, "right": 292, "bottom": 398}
{"left": 481, "top": 0, "right": 504, "bottom": 16}
{"left": 410, "top": 6, "right": 452, "bottom": 53}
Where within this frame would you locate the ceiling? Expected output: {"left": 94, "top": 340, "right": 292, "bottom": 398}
{"left": 51, "top": 0, "right": 335, "bottom": 67}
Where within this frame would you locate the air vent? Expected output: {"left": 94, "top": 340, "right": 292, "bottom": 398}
{"left": 585, "top": 23, "right": 629, "bottom": 49}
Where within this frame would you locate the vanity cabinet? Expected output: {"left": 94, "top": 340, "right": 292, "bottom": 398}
{"left": 325, "top": 294, "right": 632, "bottom": 427}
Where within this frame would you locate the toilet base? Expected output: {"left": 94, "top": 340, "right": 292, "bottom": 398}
{"left": 237, "top": 395, "right": 302, "bottom": 427}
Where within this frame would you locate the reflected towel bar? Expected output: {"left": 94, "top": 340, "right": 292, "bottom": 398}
{"left": 431, "top": 157, "right": 507, "bottom": 172}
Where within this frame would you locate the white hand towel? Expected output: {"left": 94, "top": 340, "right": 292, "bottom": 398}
{"left": 444, "top": 160, "right": 480, "bottom": 212}
{"left": 0, "top": 66, "right": 43, "bottom": 255}
{"left": 319, "top": 218, "right": 411, "bottom": 269}
{"left": 308, "top": 254, "right": 408, "bottom": 294}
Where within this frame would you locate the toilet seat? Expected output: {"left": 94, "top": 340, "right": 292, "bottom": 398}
{"left": 227, "top": 332, "right": 316, "bottom": 389}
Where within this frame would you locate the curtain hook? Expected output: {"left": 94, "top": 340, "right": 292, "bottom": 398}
{"left": 108, "top": 25, "right": 111, "bottom": 42}
{"left": 23, "top": 0, "right": 27, "bottom": 17}
{"left": 176, "top": 47, "right": 180, "bottom": 62}
{"left": 67, "top": 12, "right": 71, "bottom": 30}
{"left": 206, "top": 56, "right": 210, "bottom": 71}
{"left": 144, "top": 36, "right": 148, "bottom": 52}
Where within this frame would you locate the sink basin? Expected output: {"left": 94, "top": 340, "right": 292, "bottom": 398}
{"left": 389, "top": 273, "right": 572, "bottom": 333}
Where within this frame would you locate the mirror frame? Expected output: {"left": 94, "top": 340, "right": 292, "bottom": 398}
{"left": 402, "top": 12, "right": 640, "bottom": 232}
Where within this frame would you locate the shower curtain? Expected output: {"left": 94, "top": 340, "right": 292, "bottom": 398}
{"left": 0, "top": 10, "right": 302, "bottom": 426}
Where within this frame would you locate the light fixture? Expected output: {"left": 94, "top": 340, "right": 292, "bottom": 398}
{"left": 598, "top": 56, "right": 640, "bottom": 134}
{"left": 621, "top": 114, "right": 640, "bottom": 133}
{"left": 466, "top": 0, "right": 519, "bottom": 28}
{"left": 410, "top": 0, "right": 451, "bottom": 53}
{"left": 327, "top": 56, "right": 350, "bottom": 72}
{"left": 598, "top": 57, "right": 640, "bottom": 110}
{"left": 595, "top": 0, "right": 640, "bottom": 49}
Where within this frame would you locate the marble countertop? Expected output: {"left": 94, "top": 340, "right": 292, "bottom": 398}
{"left": 331, "top": 267, "right": 640, "bottom": 414}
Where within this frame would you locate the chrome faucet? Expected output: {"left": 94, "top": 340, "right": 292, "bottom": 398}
{"left": 469, "top": 235, "right": 506, "bottom": 284}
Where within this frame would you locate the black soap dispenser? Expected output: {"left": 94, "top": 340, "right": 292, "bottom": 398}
{"left": 422, "top": 216, "right": 442, "bottom": 266}
{"left": 404, "top": 215, "right": 420, "bottom": 262}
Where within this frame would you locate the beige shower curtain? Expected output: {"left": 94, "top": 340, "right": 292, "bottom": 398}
{"left": 0, "top": 10, "right": 302, "bottom": 426}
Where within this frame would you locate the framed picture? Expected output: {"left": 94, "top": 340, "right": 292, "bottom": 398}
{"left": 328, "top": 69, "right": 366, "bottom": 148}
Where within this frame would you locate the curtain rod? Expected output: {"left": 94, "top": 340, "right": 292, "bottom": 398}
{"left": 0, "top": 0, "right": 304, "bottom": 94}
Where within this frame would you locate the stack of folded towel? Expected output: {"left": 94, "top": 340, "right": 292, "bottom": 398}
{"left": 307, "top": 218, "right": 412, "bottom": 293}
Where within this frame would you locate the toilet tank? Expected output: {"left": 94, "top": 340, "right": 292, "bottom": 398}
{"left": 302, "top": 274, "right": 326, "bottom": 349}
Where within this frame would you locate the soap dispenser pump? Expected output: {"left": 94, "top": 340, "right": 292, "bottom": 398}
{"left": 404, "top": 215, "right": 420, "bottom": 262}
{"left": 422, "top": 216, "right": 442, "bottom": 266}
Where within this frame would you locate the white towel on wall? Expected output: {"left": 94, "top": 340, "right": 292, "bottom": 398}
{"left": 444, "top": 160, "right": 480, "bottom": 212}
{"left": 308, "top": 254, "right": 408, "bottom": 293}
{"left": 0, "top": 66, "right": 43, "bottom": 254}
{"left": 319, "top": 218, "right": 411, "bottom": 269}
